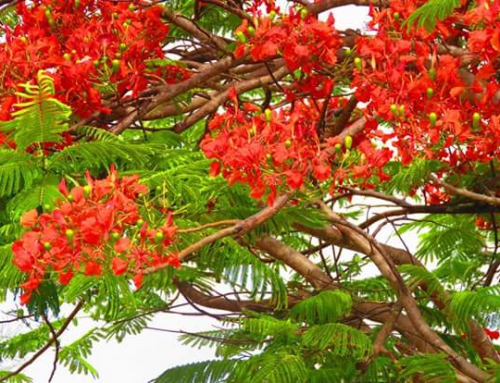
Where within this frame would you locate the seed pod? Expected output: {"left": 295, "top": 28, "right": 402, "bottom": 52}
{"left": 344, "top": 135, "right": 353, "bottom": 150}
{"left": 429, "top": 112, "right": 437, "bottom": 127}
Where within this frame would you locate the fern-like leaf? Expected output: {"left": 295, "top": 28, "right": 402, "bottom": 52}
{"left": 153, "top": 359, "right": 241, "bottom": 383}
{"left": 449, "top": 286, "right": 500, "bottom": 331}
{"left": 0, "top": 71, "right": 71, "bottom": 150}
{"left": 399, "top": 354, "right": 457, "bottom": 382}
{"left": 302, "top": 323, "right": 373, "bottom": 360}
{"left": 289, "top": 290, "right": 353, "bottom": 325}
{"left": 405, "top": 0, "right": 461, "bottom": 32}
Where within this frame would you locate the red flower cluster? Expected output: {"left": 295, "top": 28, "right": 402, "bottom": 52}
{"left": 352, "top": 0, "right": 500, "bottom": 193}
{"left": 234, "top": 10, "right": 340, "bottom": 97}
{"left": 201, "top": 95, "right": 391, "bottom": 204}
{"left": 0, "top": 0, "right": 188, "bottom": 119}
{"left": 12, "top": 167, "right": 179, "bottom": 305}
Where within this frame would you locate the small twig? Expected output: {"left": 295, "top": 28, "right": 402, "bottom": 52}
{"left": 0, "top": 300, "right": 85, "bottom": 383}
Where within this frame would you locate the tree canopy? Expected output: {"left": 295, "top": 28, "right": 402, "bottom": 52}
{"left": 0, "top": 0, "right": 499, "bottom": 382}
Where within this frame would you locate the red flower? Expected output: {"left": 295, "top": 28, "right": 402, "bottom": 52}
{"left": 20, "top": 209, "right": 38, "bottom": 228}
{"left": 84, "top": 261, "right": 102, "bottom": 276}
{"left": 111, "top": 257, "right": 128, "bottom": 276}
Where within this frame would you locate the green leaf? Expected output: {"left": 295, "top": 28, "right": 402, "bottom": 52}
{"left": 154, "top": 359, "right": 241, "bottom": 383}
{"left": 0, "top": 71, "right": 71, "bottom": 151}
{"left": 405, "top": 0, "right": 461, "bottom": 32}
{"left": 289, "top": 290, "right": 353, "bottom": 325}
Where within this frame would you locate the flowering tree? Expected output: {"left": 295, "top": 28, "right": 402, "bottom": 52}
{"left": 0, "top": 0, "right": 499, "bottom": 382}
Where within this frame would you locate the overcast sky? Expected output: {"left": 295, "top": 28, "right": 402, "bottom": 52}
{"left": 1, "top": 4, "right": 371, "bottom": 383}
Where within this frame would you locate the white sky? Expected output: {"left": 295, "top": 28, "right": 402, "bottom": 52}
{"left": 0, "top": 4, "right": 371, "bottom": 383}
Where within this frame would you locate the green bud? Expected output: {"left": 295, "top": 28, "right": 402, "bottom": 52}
{"left": 393, "top": 12, "right": 400, "bottom": 21}
{"left": 43, "top": 242, "right": 51, "bottom": 251}
{"left": 43, "top": 203, "right": 51, "bottom": 211}
{"left": 67, "top": 195, "right": 74, "bottom": 202}
{"left": 119, "top": 42, "right": 127, "bottom": 52}
{"left": 111, "top": 232, "right": 120, "bottom": 240}
{"left": 334, "top": 143, "right": 342, "bottom": 153}
{"left": 154, "top": 231, "right": 164, "bottom": 244}
{"left": 428, "top": 67, "right": 436, "bottom": 80}
{"left": 65, "top": 229, "right": 74, "bottom": 239}
{"left": 399, "top": 105, "right": 405, "bottom": 117}
{"left": 429, "top": 112, "right": 438, "bottom": 127}
{"left": 235, "top": 31, "right": 247, "bottom": 43}
{"left": 63, "top": 53, "right": 71, "bottom": 61}
{"left": 265, "top": 108, "right": 272, "bottom": 123}
{"left": 93, "top": 60, "right": 100, "bottom": 68}
{"left": 344, "top": 135, "right": 353, "bottom": 150}
{"left": 128, "top": 4, "right": 137, "bottom": 11}
{"left": 112, "top": 59, "right": 120, "bottom": 73}
{"left": 266, "top": 153, "right": 273, "bottom": 160}
{"left": 136, "top": 219, "right": 144, "bottom": 227}
{"left": 115, "top": 52, "right": 122, "bottom": 59}
{"left": 390, "top": 104, "right": 399, "bottom": 116}
{"left": 345, "top": 47, "right": 352, "bottom": 56}
{"left": 285, "top": 139, "right": 292, "bottom": 148}
{"left": 426, "top": 87, "right": 434, "bottom": 99}
{"left": 300, "top": 8, "right": 308, "bottom": 19}
{"left": 75, "top": 0, "right": 81, "bottom": 9}
{"left": 247, "top": 26, "right": 255, "bottom": 36}
{"left": 249, "top": 127, "right": 256, "bottom": 136}
{"left": 83, "top": 185, "right": 91, "bottom": 197}
{"left": 269, "top": 10, "right": 277, "bottom": 21}
{"left": 354, "top": 57, "right": 362, "bottom": 70}
{"left": 472, "top": 112, "right": 481, "bottom": 129}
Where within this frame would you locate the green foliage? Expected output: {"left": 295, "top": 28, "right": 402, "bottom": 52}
{"left": 0, "top": 71, "right": 71, "bottom": 151}
{"left": 384, "top": 158, "right": 443, "bottom": 195}
{"left": 59, "top": 329, "right": 101, "bottom": 378}
{"left": 0, "top": 372, "right": 32, "bottom": 383}
{"left": 0, "top": 150, "right": 40, "bottom": 197}
{"left": 448, "top": 286, "right": 500, "bottom": 332}
{"left": 405, "top": 0, "right": 461, "bottom": 32}
{"left": 154, "top": 359, "right": 241, "bottom": 383}
{"left": 289, "top": 290, "right": 353, "bottom": 325}
{"left": 302, "top": 323, "right": 373, "bottom": 360}
{"left": 399, "top": 354, "right": 457, "bottom": 382}
{"left": 233, "top": 352, "right": 308, "bottom": 383}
